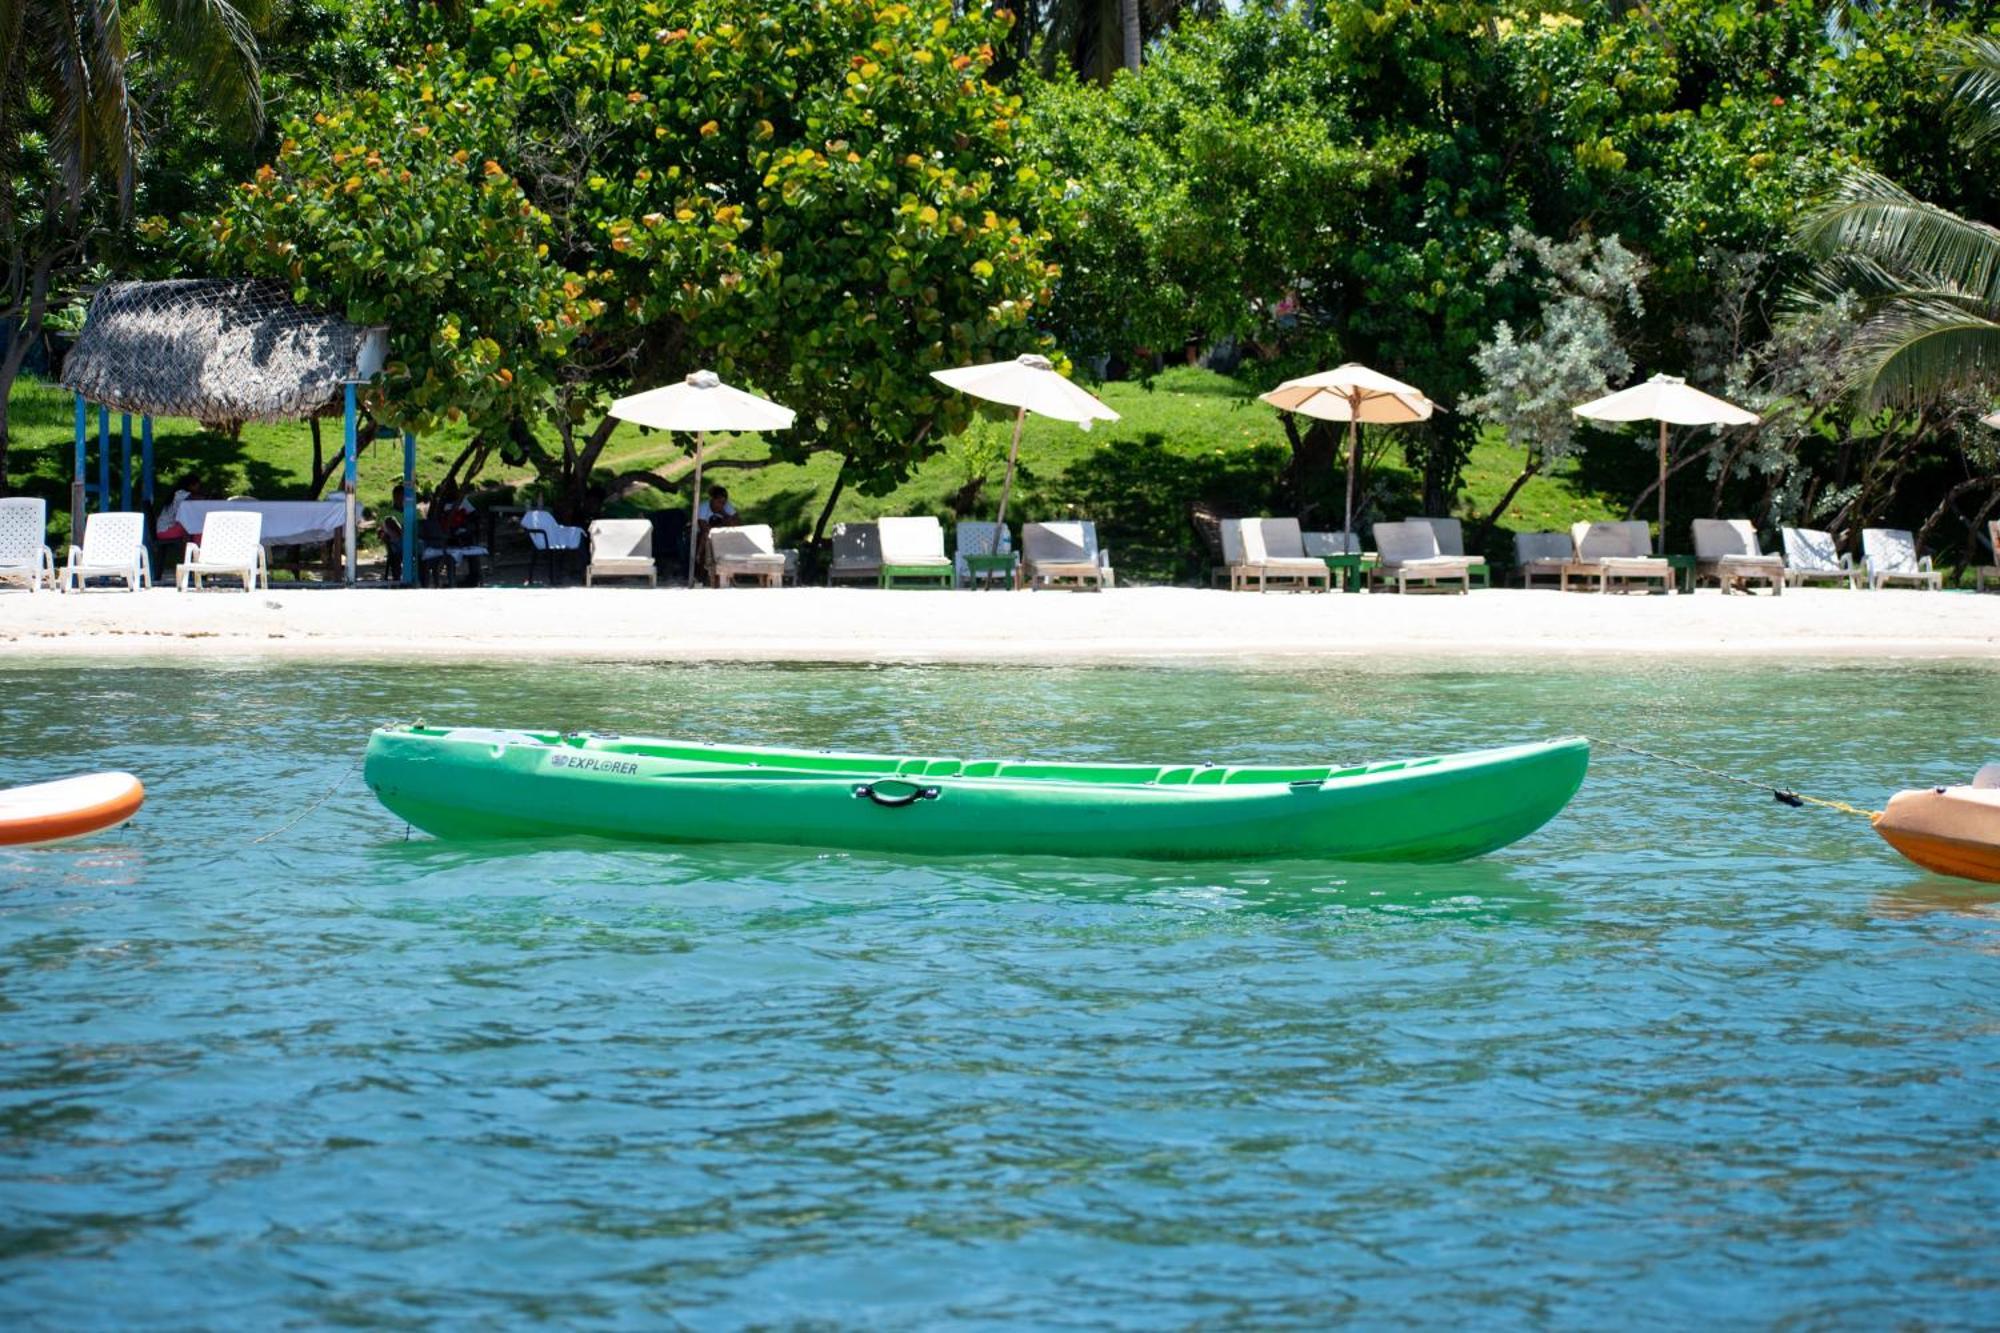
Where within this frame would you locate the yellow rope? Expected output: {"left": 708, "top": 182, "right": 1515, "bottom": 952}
{"left": 1590, "top": 736, "right": 1881, "bottom": 820}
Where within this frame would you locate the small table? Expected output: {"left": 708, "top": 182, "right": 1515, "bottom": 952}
{"left": 1664, "top": 554, "right": 1698, "bottom": 594}
{"left": 961, "top": 553, "right": 1018, "bottom": 590}
{"left": 879, "top": 563, "right": 954, "bottom": 589}
{"left": 1318, "top": 553, "right": 1375, "bottom": 592}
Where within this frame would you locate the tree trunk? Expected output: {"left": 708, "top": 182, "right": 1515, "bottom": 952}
{"left": 0, "top": 248, "right": 58, "bottom": 491}
{"left": 812, "top": 453, "right": 849, "bottom": 546}
{"left": 1277, "top": 415, "right": 1337, "bottom": 524}
{"left": 1121, "top": 0, "right": 1141, "bottom": 72}
{"left": 309, "top": 417, "right": 323, "bottom": 495}
{"left": 1480, "top": 454, "right": 1543, "bottom": 532}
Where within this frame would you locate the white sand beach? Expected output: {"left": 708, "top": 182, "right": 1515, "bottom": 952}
{"left": 3, "top": 585, "right": 1998, "bottom": 662}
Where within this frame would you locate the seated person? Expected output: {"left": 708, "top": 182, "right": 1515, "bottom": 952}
{"left": 155, "top": 472, "right": 204, "bottom": 542}
{"left": 695, "top": 485, "right": 739, "bottom": 580}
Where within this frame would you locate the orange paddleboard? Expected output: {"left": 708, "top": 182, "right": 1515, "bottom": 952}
{"left": 1874, "top": 785, "right": 2000, "bottom": 884}
{"left": 0, "top": 772, "right": 146, "bottom": 847}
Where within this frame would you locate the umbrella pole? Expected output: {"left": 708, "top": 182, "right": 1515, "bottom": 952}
{"left": 1657, "top": 420, "right": 1668, "bottom": 555}
{"left": 992, "top": 406, "right": 1026, "bottom": 549}
{"left": 688, "top": 430, "right": 704, "bottom": 587}
{"left": 1344, "top": 414, "right": 1360, "bottom": 541}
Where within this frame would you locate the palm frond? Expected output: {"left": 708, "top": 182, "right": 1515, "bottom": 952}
{"left": 43, "top": 0, "right": 134, "bottom": 205}
{"left": 1798, "top": 171, "right": 2000, "bottom": 307}
{"left": 1846, "top": 295, "right": 2000, "bottom": 407}
{"left": 1947, "top": 34, "right": 2000, "bottom": 151}
{"left": 146, "top": 0, "right": 266, "bottom": 140}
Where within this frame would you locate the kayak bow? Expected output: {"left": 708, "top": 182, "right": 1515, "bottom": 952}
{"left": 364, "top": 726, "right": 1587, "bottom": 862}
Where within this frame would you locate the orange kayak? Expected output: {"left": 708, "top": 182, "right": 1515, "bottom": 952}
{"left": 0, "top": 772, "right": 146, "bottom": 847}
{"left": 1874, "top": 782, "right": 2000, "bottom": 884}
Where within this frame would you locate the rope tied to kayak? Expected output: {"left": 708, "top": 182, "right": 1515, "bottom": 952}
{"left": 1590, "top": 736, "right": 1880, "bottom": 820}
{"left": 248, "top": 749, "right": 367, "bottom": 845}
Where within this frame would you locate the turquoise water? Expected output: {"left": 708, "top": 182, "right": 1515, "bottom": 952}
{"left": 3, "top": 659, "right": 1998, "bottom": 1327}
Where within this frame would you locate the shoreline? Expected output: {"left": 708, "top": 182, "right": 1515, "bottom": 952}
{"left": 4, "top": 585, "right": 1999, "bottom": 664}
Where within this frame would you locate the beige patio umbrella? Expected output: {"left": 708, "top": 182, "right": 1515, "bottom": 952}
{"left": 930, "top": 354, "right": 1119, "bottom": 547}
{"left": 1572, "top": 374, "right": 1759, "bottom": 554}
{"left": 608, "top": 369, "right": 796, "bottom": 585}
{"left": 1982, "top": 410, "right": 2000, "bottom": 428}
{"left": 1259, "top": 363, "right": 1438, "bottom": 540}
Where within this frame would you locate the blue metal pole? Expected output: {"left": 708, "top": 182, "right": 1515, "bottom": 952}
{"left": 141, "top": 416, "right": 156, "bottom": 570}
{"left": 71, "top": 395, "right": 86, "bottom": 541}
{"left": 141, "top": 417, "right": 155, "bottom": 508}
{"left": 342, "top": 383, "right": 359, "bottom": 584}
{"left": 97, "top": 405, "right": 109, "bottom": 509}
{"left": 119, "top": 414, "right": 132, "bottom": 511}
{"left": 402, "top": 431, "right": 417, "bottom": 587}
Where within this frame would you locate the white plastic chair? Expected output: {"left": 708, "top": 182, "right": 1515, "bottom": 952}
{"left": 1780, "top": 527, "right": 1861, "bottom": 589}
{"left": 177, "top": 510, "right": 268, "bottom": 591}
{"left": 0, "top": 497, "right": 56, "bottom": 592}
{"left": 585, "top": 519, "right": 656, "bottom": 586}
{"left": 1862, "top": 528, "right": 1942, "bottom": 591}
{"left": 61, "top": 511, "right": 151, "bottom": 592}
{"left": 953, "top": 521, "right": 1017, "bottom": 588}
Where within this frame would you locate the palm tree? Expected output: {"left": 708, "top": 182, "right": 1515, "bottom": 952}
{"left": 1797, "top": 36, "right": 2000, "bottom": 404}
{"left": 0, "top": 0, "right": 265, "bottom": 485}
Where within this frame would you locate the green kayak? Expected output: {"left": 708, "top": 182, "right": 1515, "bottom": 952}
{"left": 363, "top": 726, "right": 1587, "bottom": 862}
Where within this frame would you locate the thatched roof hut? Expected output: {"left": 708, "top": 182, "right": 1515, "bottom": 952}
{"left": 59, "top": 279, "right": 387, "bottom": 424}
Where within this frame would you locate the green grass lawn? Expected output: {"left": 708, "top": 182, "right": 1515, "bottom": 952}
{"left": 8, "top": 367, "right": 1631, "bottom": 582}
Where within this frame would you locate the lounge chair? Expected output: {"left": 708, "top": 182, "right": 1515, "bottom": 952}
{"left": 1514, "top": 531, "right": 1571, "bottom": 588}
{"left": 1691, "top": 518, "right": 1783, "bottom": 595}
{"left": 828, "top": 522, "right": 882, "bottom": 586}
{"left": 954, "top": 520, "right": 1018, "bottom": 589}
{"left": 707, "top": 524, "right": 787, "bottom": 587}
{"left": 1220, "top": 518, "right": 1333, "bottom": 592}
{"left": 877, "top": 516, "right": 954, "bottom": 588}
{"left": 1780, "top": 527, "right": 1861, "bottom": 589}
{"left": 1023, "top": 521, "right": 1114, "bottom": 590}
{"left": 176, "top": 511, "right": 268, "bottom": 591}
{"left": 0, "top": 497, "right": 56, "bottom": 592}
{"left": 1977, "top": 521, "right": 2000, "bottom": 593}
{"left": 584, "top": 519, "right": 656, "bottom": 586}
{"left": 1862, "top": 528, "right": 1942, "bottom": 590}
{"left": 61, "top": 511, "right": 151, "bottom": 592}
{"left": 1414, "top": 517, "right": 1490, "bottom": 587}
{"left": 1370, "top": 520, "right": 1474, "bottom": 594}
{"left": 1564, "top": 521, "right": 1672, "bottom": 594}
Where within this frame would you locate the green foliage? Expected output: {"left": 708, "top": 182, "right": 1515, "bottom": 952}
{"left": 194, "top": 59, "right": 596, "bottom": 441}
{"left": 188, "top": 0, "right": 1065, "bottom": 505}
{"left": 1466, "top": 229, "right": 1647, "bottom": 472}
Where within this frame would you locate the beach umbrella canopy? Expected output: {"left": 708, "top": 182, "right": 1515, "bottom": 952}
{"left": 608, "top": 370, "right": 796, "bottom": 584}
{"left": 930, "top": 353, "right": 1118, "bottom": 545}
{"left": 1572, "top": 373, "right": 1758, "bottom": 554}
{"left": 1258, "top": 363, "right": 1438, "bottom": 539}
{"left": 1983, "top": 410, "right": 2000, "bottom": 429}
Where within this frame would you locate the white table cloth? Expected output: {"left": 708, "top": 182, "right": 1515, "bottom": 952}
{"left": 180, "top": 500, "right": 349, "bottom": 547}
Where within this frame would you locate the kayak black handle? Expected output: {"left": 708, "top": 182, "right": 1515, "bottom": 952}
{"left": 852, "top": 780, "right": 940, "bottom": 808}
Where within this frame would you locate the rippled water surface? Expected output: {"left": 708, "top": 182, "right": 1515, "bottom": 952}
{"left": 3, "top": 658, "right": 1998, "bottom": 1327}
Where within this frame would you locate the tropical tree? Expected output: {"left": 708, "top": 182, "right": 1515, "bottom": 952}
{"left": 202, "top": 0, "right": 1065, "bottom": 523}
{"left": 1798, "top": 35, "right": 2000, "bottom": 404}
{"left": 0, "top": 0, "right": 268, "bottom": 485}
